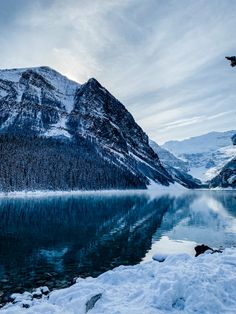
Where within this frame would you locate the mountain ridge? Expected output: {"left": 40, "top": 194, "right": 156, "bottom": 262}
{"left": 162, "top": 130, "right": 236, "bottom": 182}
{"left": 0, "top": 66, "right": 176, "bottom": 191}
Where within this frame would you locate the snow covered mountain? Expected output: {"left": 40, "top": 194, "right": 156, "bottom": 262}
{"left": 149, "top": 140, "right": 201, "bottom": 188}
{"left": 149, "top": 140, "right": 189, "bottom": 172}
{"left": 210, "top": 157, "right": 236, "bottom": 188}
{"left": 162, "top": 130, "right": 236, "bottom": 182}
{"left": 0, "top": 66, "right": 178, "bottom": 191}
{"left": 209, "top": 134, "right": 236, "bottom": 188}
{"left": 232, "top": 134, "right": 236, "bottom": 145}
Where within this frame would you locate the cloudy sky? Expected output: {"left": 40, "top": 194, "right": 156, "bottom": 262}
{"left": 0, "top": 0, "right": 236, "bottom": 143}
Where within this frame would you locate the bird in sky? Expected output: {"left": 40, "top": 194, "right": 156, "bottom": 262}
{"left": 225, "top": 56, "right": 236, "bottom": 67}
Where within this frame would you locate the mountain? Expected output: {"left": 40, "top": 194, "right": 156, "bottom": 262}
{"left": 232, "top": 134, "right": 236, "bottom": 145}
{"left": 162, "top": 130, "right": 236, "bottom": 182}
{"left": 149, "top": 140, "right": 189, "bottom": 172}
{"left": 209, "top": 133, "right": 236, "bottom": 188}
{"left": 149, "top": 140, "right": 202, "bottom": 188}
{"left": 210, "top": 157, "right": 236, "bottom": 188}
{"left": 0, "top": 66, "right": 175, "bottom": 191}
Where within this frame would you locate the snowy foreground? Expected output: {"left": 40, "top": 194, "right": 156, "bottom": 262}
{"left": 2, "top": 249, "right": 236, "bottom": 314}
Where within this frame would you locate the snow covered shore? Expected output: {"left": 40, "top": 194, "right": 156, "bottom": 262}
{"left": 2, "top": 248, "right": 236, "bottom": 314}
{"left": 0, "top": 182, "right": 186, "bottom": 199}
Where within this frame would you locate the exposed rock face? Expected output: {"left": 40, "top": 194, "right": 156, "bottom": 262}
{"left": 232, "top": 134, "right": 236, "bottom": 145}
{"left": 0, "top": 66, "right": 175, "bottom": 191}
{"left": 149, "top": 140, "right": 189, "bottom": 172}
{"left": 210, "top": 157, "right": 236, "bottom": 188}
{"left": 149, "top": 140, "right": 202, "bottom": 188}
{"left": 209, "top": 133, "right": 236, "bottom": 188}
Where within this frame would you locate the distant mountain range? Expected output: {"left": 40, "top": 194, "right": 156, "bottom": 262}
{"left": 0, "top": 66, "right": 199, "bottom": 192}
{"left": 162, "top": 130, "right": 236, "bottom": 183}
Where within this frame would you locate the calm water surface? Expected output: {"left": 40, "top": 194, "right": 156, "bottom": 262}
{"left": 0, "top": 190, "right": 236, "bottom": 301}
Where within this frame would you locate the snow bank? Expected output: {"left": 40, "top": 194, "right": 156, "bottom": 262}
{"left": 2, "top": 249, "right": 236, "bottom": 314}
{"left": 0, "top": 182, "right": 186, "bottom": 199}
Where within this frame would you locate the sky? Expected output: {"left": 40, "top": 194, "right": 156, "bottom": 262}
{"left": 0, "top": 0, "right": 235, "bottom": 144}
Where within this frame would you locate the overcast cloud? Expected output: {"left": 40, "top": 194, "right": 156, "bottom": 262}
{"left": 0, "top": 0, "right": 235, "bottom": 143}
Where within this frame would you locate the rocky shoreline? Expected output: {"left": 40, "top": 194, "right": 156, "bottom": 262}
{"left": 1, "top": 246, "right": 235, "bottom": 314}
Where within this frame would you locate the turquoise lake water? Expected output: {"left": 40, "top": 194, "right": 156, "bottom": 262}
{"left": 0, "top": 190, "right": 236, "bottom": 301}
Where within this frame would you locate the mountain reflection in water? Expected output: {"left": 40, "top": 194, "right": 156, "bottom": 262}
{"left": 0, "top": 190, "right": 235, "bottom": 299}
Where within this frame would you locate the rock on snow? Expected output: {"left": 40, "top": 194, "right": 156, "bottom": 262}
{"left": 2, "top": 248, "right": 236, "bottom": 313}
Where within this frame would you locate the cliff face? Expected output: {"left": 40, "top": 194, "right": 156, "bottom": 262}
{"left": 0, "top": 66, "right": 174, "bottom": 191}
{"left": 149, "top": 140, "right": 202, "bottom": 188}
{"left": 209, "top": 157, "right": 236, "bottom": 188}
{"left": 232, "top": 134, "right": 236, "bottom": 145}
{"left": 210, "top": 135, "right": 236, "bottom": 188}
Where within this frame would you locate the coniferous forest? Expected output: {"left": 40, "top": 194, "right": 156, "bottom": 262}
{"left": 0, "top": 134, "right": 146, "bottom": 191}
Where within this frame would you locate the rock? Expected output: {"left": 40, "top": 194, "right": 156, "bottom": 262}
{"left": 22, "top": 302, "right": 31, "bottom": 309}
{"left": 41, "top": 286, "right": 50, "bottom": 295}
{"left": 70, "top": 277, "right": 78, "bottom": 286}
{"left": 32, "top": 288, "right": 42, "bottom": 299}
{"left": 195, "top": 244, "right": 223, "bottom": 257}
{"left": 232, "top": 134, "right": 236, "bottom": 145}
{"left": 1, "top": 292, "right": 14, "bottom": 304}
{"left": 210, "top": 157, "right": 236, "bottom": 188}
{"left": 195, "top": 244, "right": 213, "bottom": 257}
{"left": 85, "top": 293, "right": 102, "bottom": 313}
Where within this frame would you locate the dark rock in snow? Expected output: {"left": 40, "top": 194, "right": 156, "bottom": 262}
{"left": 195, "top": 244, "right": 213, "bottom": 257}
{"left": 70, "top": 277, "right": 78, "bottom": 286}
{"left": 86, "top": 293, "right": 102, "bottom": 313}
{"left": 41, "top": 286, "right": 50, "bottom": 295}
{"left": 195, "top": 244, "right": 222, "bottom": 257}
{"left": 32, "top": 289, "right": 42, "bottom": 299}
{"left": 232, "top": 134, "right": 236, "bottom": 145}
{"left": 22, "top": 302, "right": 30, "bottom": 309}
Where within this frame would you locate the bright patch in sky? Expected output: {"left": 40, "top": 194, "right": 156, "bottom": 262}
{"left": 0, "top": 0, "right": 235, "bottom": 143}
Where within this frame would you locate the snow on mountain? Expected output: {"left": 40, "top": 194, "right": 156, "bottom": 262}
{"left": 149, "top": 140, "right": 189, "bottom": 172}
{"left": 210, "top": 156, "right": 236, "bottom": 188}
{"left": 0, "top": 66, "right": 79, "bottom": 137}
{"left": 0, "top": 66, "right": 177, "bottom": 191}
{"left": 149, "top": 140, "right": 201, "bottom": 188}
{"left": 210, "top": 134, "right": 236, "bottom": 188}
{"left": 162, "top": 130, "right": 236, "bottom": 182}
{"left": 232, "top": 133, "right": 236, "bottom": 145}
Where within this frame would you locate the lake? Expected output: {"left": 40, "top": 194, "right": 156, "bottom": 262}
{"left": 0, "top": 190, "right": 236, "bottom": 303}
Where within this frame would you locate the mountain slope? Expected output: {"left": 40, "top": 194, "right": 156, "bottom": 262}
{"left": 232, "top": 134, "right": 236, "bottom": 145}
{"left": 0, "top": 66, "right": 174, "bottom": 191}
{"left": 209, "top": 157, "right": 236, "bottom": 188}
{"left": 209, "top": 133, "right": 236, "bottom": 188}
{"left": 163, "top": 130, "right": 236, "bottom": 182}
{"left": 149, "top": 140, "right": 202, "bottom": 188}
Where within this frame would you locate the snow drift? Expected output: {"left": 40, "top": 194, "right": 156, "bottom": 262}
{"left": 2, "top": 248, "right": 236, "bottom": 314}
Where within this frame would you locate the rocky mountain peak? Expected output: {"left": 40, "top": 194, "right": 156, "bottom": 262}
{"left": 0, "top": 66, "right": 199, "bottom": 190}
